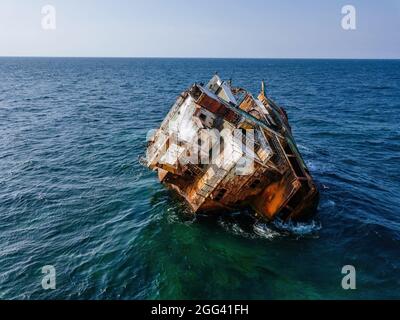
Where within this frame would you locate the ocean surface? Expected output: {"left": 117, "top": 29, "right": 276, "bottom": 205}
{"left": 0, "top": 58, "right": 399, "bottom": 300}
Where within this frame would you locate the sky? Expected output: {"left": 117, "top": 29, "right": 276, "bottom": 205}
{"left": 0, "top": 0, "right": 399, "bottom": 58}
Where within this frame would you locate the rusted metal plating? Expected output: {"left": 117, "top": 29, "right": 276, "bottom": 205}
{"left": 146, "top": 75, "right": 319, "bottom": 222}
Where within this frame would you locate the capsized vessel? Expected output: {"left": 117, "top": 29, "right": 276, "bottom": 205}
{"left": 146, "top": 75, "right": 319, "bottom": 222}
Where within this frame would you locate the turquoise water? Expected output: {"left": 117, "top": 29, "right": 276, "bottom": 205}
{"left": 0, "top": 58, "right": 399, "bottom": 299}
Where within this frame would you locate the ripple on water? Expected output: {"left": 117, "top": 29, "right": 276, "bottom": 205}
{"left": 0, "top": 58, "right": 399, "bottom": 299}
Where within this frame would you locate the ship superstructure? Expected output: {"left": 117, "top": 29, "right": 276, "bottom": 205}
{"left": 146, "top": 75, "right": 319, "bottom": 222}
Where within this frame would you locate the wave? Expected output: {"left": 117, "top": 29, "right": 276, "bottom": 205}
{"left": 365, "top": 85, "right": 395, "bottom": 90}
{"left": 272, "top": 219, "right": 322, "bottom": 236}
{"left": 253, "top": 223, "right": 281, "bottom": 240}
{"left": 216, "top": 214, "right": 321, "bottom": 240}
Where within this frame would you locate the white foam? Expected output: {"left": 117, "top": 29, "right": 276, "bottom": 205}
{"left": 273, "top": 219, "right": 322, "bottom": 236}
{"left": 253, "top": 223, "right": 281, "bottom": 240}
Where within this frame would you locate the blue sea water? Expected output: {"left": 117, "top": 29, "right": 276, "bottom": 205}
{"left": 0, "top": 58, "right": 399, "bottom": 300}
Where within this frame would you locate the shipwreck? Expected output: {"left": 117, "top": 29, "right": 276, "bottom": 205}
{"left": 146, "top": 75, "right": 319, "bottom": 222}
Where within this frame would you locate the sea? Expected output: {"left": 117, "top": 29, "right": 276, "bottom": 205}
{"left": 0, "top": 58, "right": 399, "bottom": 299}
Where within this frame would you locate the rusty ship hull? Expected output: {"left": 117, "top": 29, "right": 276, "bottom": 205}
{"left": 146, "top": 75, "right": 319, "bottom": 222}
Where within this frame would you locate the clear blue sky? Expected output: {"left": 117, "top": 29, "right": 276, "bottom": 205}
{"left": 0, "top": 0, "right": 399, "bottom": 58}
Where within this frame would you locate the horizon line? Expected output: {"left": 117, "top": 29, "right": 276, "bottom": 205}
{"left": 0, "top": 55, "right": 399, "bottom": 60}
